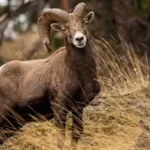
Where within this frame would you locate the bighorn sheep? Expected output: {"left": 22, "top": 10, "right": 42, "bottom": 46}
{"left": 0, "top": 3, "right": 100, "bottom": 149}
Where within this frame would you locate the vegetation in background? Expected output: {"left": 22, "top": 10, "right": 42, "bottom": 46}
{"left": 133, "top": 0, "right": 150, "bottom": 18}
{"left": 0, "top": 0, "right": 150, "bottom": 58}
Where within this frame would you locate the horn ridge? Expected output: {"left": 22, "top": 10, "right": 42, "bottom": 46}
{"left": 38, "top": 8, "right": 69, "bottom": 52}
{"left": 73, "top": 2, "right": 86, "bottom": 17}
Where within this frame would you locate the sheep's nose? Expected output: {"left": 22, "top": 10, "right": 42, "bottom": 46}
{"left": 73, "top": 32, "right": 87, "bottom": 48}
{"left": 75, "top": 36, "right": 84, "bottom": 43}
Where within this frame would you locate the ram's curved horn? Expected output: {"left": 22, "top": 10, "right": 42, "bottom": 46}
{"left": 38, "top": 9, "right": 69, "bottom": 52}
{"left": 73, "top": 2, "right": 86, "bottom": 17}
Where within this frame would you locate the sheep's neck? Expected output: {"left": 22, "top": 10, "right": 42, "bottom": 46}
{"left": 65, "top": 39, "right": 96, "bottom": 73}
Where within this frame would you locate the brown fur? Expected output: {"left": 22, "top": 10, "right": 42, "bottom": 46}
{"left": 0, "top": 13, "right": 100, "bottom": 150}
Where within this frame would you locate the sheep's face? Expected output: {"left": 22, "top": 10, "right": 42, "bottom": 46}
{"left": 51, "top": 12, "right": 94, "bottom": 48}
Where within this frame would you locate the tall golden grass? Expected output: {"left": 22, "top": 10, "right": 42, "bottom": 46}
{"left": 92, "top": 36, "right": 149, "bottom": 97}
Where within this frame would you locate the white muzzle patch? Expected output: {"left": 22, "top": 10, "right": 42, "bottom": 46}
{"left": 73, "top": 31, "right": 87, "bottom": 48}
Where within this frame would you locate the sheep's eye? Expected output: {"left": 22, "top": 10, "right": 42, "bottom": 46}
{"left": 60, "top": 24, "right": 67, "bottom": 31}
{"left": 61, "top": 26, "right": 66, "bottom": 31}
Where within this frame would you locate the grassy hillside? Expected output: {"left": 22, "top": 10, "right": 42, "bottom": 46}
{"left": 1, "top": 37, "right": 150, "bottom": 150}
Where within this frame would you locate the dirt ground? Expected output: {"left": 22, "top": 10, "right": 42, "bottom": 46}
{"left": 1, "top": 89, "right": 150, "bottom": 150}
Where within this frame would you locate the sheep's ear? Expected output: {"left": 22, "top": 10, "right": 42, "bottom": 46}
{"left": 51, "top": 23, "right": 66, "bottom": 32}
{"left": 84, "top": 11, "right": 94, "bottom": 24}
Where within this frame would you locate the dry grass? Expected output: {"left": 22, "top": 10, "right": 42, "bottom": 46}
{"left": 0, "top": 31, "right": 48, "bottom": 62}
{"left": 1, "top": 34, "right": 150, "bottom": 150}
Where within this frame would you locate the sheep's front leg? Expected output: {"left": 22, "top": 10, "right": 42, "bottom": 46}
{"left": 71, "top": 108, "right": 83, "bottom": 150}
{"left": 52, "top": 102, "right": 67, "bottom": 150}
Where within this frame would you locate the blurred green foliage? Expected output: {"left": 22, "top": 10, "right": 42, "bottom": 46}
{"left": 133, "top": 0, "right": 150, "bottom": 18}
{"left": 0, "top": 6, "right": 8, "bottom": 16}
{"left": 53, "top": 38, "right": 64, "bottom": 50}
